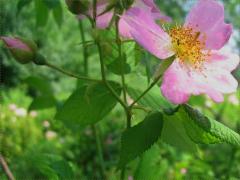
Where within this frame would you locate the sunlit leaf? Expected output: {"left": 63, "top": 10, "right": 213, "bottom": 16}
{"left": 181, "top": 104, "right": 240, "bottom": 146}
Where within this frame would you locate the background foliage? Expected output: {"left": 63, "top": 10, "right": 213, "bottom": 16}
{"left": 1, "top": 0, "right": 240, "bottom": 179}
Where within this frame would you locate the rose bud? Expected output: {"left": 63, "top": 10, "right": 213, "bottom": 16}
{"left": 65, "top": 0, "right": 89, "bottom": 15}
{"left": 1, "top": 36, "right": 37, "bottom": 64}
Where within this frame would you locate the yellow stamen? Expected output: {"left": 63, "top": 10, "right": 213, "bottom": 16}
{"left": 169, "top": 26, "right": 210, "bottom": 69}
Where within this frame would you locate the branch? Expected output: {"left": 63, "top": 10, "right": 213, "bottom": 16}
{"left": 0, "top": 154, "right": 15, "bottom": 180}
{"left": 44, "top": 62, "right": 101, "bottom": 82}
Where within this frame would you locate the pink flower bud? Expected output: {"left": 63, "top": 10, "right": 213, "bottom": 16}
{"left": 1, "top": 36, "right": 37, "bottom": 64}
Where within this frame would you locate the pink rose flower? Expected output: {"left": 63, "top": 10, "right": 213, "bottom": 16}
{"left": 78, "top": 0, "right": 171, "bottom": 38}
{"left": 119, "top": 0, "right": 172, "bottom": 38}
{"left": 122, "top": 0, "right": 239, "bottom": 104}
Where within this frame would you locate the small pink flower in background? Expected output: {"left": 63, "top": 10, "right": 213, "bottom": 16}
{"left": 43, "top": 120, "right": 50, "bottom": 128}
{"left": 180, "top": 168, "right": 187, "bottom": 174}
{"left": 29, "top": 110, "right": 38, "bottom": 118}
{"left": 128, "top": 176, "right": 133, "bottom": 180}
{"left": 123, "top": 0, "right": 239, "bottom": 104}
{"left": 45, "top": 130, "right": 57, "bottom": 140}
{"left": 15, "top": 108, "right": 27, "bottom": 117}
{"left": 105, "top": 135, "right": 113, "bottom": 145}
{"left": 228, "top": 94, "right": 239, "bottom": 105}
{"left": 8, "top": 103, "right": 17, "bottom": 111}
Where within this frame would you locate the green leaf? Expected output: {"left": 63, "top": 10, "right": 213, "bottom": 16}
{"left": 43, "top": 0, "right": 60, "bottom": 9}
{"left": 181, "top": 104, "right": 240, "bottom": 146}
{"left": 107, "top": 55, "right": 131, "bottom": 75}
{"left": 161, "top": 113, "right": 198, "bottom": 153}
{"left": 29, "top": 95, "right": 56, "bottom": 111}
{"left": 118, "top": 112, "right": 163, "bottom": 168}
{"left": 52, "top": 2, "right": 63, "bottom": 27}
{"left": 17, "top": 0, "right": 32, "bottom": 14}
{"left": 24, "top": 76, "right": 53, "bottom": 95}
{"left": 55, "top": 81, "right": 121, "bottom": 130}
{"left": 153, "top": 55, "right": 175, "bottom": 78}
{"left": 31, "top": 153, "right": 74, "bottom": 179}
{"left": 127, "top": 86, "right": 176, "bottom": 114}
{"left": 134, "top": 145, "right": 168, "bottom": 180}
{"left": 35, "top": 0, "right": 49, "bottom": 27}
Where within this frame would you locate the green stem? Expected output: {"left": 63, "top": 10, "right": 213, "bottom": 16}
{"left": 79, "top": 20, "right": 88, "bottom": 75}
{"left": 44, "top": 62, "right": 100, "bottom": 82}
{"left": 96, "top": 41, "right": 128, "bottom": 112}
{"left": 129, "top": 74, "right": 162, "bottom": 108}
{"left": 115, "top": 16, "right": 127, "bottom": 104}
{"left": 80, "top": 20, "right": 106, "bottom": 178}
{"left": 92, "top": 125, "right": 106, "bottom": 178}
{"left": 93, "top": 0, "right": 97, "bottom": 27}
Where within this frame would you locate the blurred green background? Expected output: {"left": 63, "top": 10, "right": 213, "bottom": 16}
{"left": 0, "top": 0, "right": 240, "bottom": 179}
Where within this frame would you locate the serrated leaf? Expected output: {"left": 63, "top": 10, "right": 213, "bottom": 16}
{"left": 52, "top": 2, "right": 63, "bottom": 27}
{"left": 161, "top": 113, "right": 198, "bottom": 153}
{"left": 55, "top": 81, "right": 121, "bottom": 130}
{"left": 134, "top": 145, "right": 168, "bottom": 180}
{"left": 118, "top": 112, "right": 163, "bottom": 168}
{"left": 29, "top": 95, "right": 56, "bottom": 111}
{"left": 35, "top": 0, "right": 49, "bottom": 27}
{"left": 181, "top": 104, "right": 240, "bottom": 146}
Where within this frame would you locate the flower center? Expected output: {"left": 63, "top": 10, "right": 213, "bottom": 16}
{"left": 169, "top": 26, "right": 210, "bottom": 69}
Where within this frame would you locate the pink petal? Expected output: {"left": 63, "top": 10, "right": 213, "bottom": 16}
{"left": 96, "top": 11, "right": 113, "bottom": 29}
{"left": 1, "top": 36, "right": 30, "bottom": 51}
{"left": 206, "top": 51, "right": 240, "bottom": 71}
{"left": 161, "top": 52, "right": 239, "bottom": 104}
{"left": 185, "top": 0, "right": 232, "bottom": 50}
{"left": 119, "top": 17, "right": 132, "bottom": 39}
{"left": 140, "top": 0, "right": 172, "bottom": 22}
{"left": 120, "top": 0, "right": 171, "bottom": 39}
{"left": 122, "top": 7, "right": 174, "bottom": 59}
{"left": 77, "top": 0, "right": 113, "bottom": 29}
{"left": 161, "top": 60, "right": 191, "bottom": 104}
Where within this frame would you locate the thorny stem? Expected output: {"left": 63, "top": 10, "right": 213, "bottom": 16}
{"left": 44, "top": 62, "right": 100, "bottom": 82}
{"left": 0, "top": 154, "right": 15, "bottom": 180}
